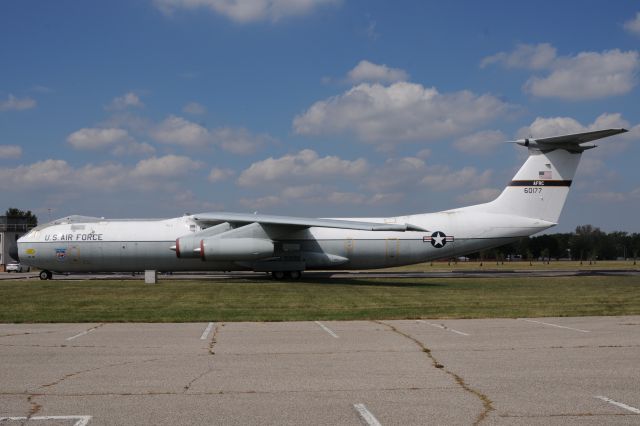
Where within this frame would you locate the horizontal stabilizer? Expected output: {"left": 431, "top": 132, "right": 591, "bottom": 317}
{"left": 512, "top": 128, "right": 627, "bottom": 152}
{"left": 193, "top": 212, "right": 427, "bottom": 232}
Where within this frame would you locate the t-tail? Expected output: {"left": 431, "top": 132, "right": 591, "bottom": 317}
{"left": 469, "top": 128, "right": 627, "bottom": 223}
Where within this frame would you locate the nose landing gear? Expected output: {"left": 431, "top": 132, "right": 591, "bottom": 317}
{"left": 39, "top": 270, "right": 53, "bottom": 280}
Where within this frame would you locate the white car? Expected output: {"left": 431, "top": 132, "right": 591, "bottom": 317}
{"left": 6, "top": 262, "right": 29, "bottom": 273}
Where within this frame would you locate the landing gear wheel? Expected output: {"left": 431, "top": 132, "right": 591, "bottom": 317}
{"left": 272, "top": 271, "right": 286, "bottom": 280}
{"left": 39, "top": 270, "right": 52, "bottom": 280}
{"left": 289, "top": 271, "right": 302, "bottom": 280}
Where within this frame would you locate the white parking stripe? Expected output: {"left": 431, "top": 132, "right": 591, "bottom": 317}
{"left": 200, "top": 322, "right": 215, "bottom": 340}
{"left": 595, "top": 395, "right": 640, "bottom": 414}
{"left": 518, "top": 318, "right": 590, "bottom": 333}
{"left": 314, "top": 321, "right": 339, "bottom": 338}
{"left": 0, "top": 416, "right": 92, "bottom": 426}
{"left": 66, "top": 326, "right": 100, "bottom": 341}
{"left": 417, "top": 320, "right": 470, "bottom": 336}
{"left": 353, "top": 403, "right": 382, "bottom": 426}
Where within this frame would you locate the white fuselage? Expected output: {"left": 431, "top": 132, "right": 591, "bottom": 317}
{"left": 17, "top": 209, "right": 552, "bottom": 273}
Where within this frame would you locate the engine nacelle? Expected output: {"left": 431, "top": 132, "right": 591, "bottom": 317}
{"left": 175, "top": 222, "right": 232, "bottom": 258}
{"left": 200, "top": 237, "right": 274, "bottom": 261}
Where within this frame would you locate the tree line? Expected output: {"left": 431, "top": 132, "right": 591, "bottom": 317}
{"left": 469, "top": 225, "right": 640, "bottom": 264}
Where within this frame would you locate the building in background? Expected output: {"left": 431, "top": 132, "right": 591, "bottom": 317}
{"left": 0, "top": 216, "right": 33, "bottom": 271}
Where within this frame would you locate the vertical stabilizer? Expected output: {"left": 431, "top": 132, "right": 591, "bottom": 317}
{"left": 471, "top": 128, "right": 627, "bottom": 223}
{"left": 482, "top": 149, "right": 579, "bottom": 223}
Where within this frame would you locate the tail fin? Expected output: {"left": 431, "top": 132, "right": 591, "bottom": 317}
{"left": 477, "top": 128, "right": 627, "bottom": 223}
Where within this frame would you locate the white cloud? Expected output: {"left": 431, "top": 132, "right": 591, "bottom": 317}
{"left": 367, "top": 156, "right": 426, "bottom": 192}
{"left": 416, "top": 148, "right": 431, "bottom": 159}
{"left": 239, "top": 195, "right": 281, "bottom": 210}
{"left": 293, "top": 82, "right": 508, "bottom": 144}
{"left": 154, "top": 0, "right": 340, "bottom": 23}
{"left": 0, "top": 156, "right": 206, "bottom": 202}
{"left": 151, "top": 115, "right": 211, "bottom": 147}
{"left": 208, "top": 167, "right": 235, "bottom": 183}
{"left": 111, "top": 141, "right": 156, "bottom": 157}
{"left": 237, "top": 149, "right": 368, "bottom": 186}
{"left": 481, "top": 43, "right": 557, "bottom": 70}
{"left": 421, "top": 166, "right": 492, "bottom": 191}
{"left": 347, "top": 60, "right": 409, "bottom": 83}
{"left": 212, "top": 127, "right": 271, "bottom": 155}
{"left": 106, "top": 92, "right": 144, "bottom": 110}
{"left": 454, "top": 130, "right": 506, "bottom": 155}
{"left": 132, "top": 155, "right": 203, "bottom": 178}
{"left": 239, "top": 184, "right": 402, "bottom": 210}
{"left": 482, "top": 44, "right": 639, "bottom": 100}
{"left": 624, "top": 12, "right": 640, "bottom": 35}
{"left": 183, "top": 101, "right": 206, "bottom": 115}
{"left": 524, "top": 50, "right": 639, "bottom": 100}
{"left": 365, "top": 18, "right": 379, "bottom": 41}
{"left": 0, "top": 145, "right": 22, "bottom": 159}
{"left": 67, "top": 128, "right": 133, "bottom": 150}
{"left": 0, "top": 159, "right": 73, "bottom": 188}
{"left": 517, "top": 113, "right": 638, "bottom": 139}
{"left": 150, "top": 116, "right": 269, "bottom": 154}
{"left": 0, "top": 94, "right": 36, "bottom": 111}
{"left": 586, "top": 188, "right": 640, "bottom": 203}
{"left": 457, "top": 188, "right": 501, "bottom": 204}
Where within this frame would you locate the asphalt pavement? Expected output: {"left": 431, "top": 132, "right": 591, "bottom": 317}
{"left": 1, "top": 317, "right": 639, "bottom": 425}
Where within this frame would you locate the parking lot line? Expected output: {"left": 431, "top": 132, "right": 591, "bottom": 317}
{"left": 314, "top": 321, "right": 339, "bottom": 338}
{"left": 0, "top": 415, "right": 92, "bottom": 426}
{"left": 417, "top": 320, "right": 470, "bottom": 336}
{"left": 200, "top": 322, "right": 215, "bottom": 340}
{"left": 66, "top": 326, "right": 101, "bottom": 341}
{"left": 518, "top": 318, "right": 590, "bottom": 333}
{"left": 595, "top": 395, "right": 640, "bottom": 414}
{"left": 353, "top": 403, "right": 382, "bottom": 426}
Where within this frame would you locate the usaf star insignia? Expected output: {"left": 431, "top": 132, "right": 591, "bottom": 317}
{"left": 423, "top": 231, "right": 454, "bottom": 248}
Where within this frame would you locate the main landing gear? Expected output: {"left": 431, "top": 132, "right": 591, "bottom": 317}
{"left": 271, "top": 271, "right": 302, "bottom": 280}
{"left": 39, "top": 270, "right": 53, "bottom": 280}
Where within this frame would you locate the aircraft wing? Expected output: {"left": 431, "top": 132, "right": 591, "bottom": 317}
{"left": 192, "top": 212, "right": 427, "bottom": 232}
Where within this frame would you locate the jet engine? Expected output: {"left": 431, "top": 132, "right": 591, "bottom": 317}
{"left": 174, "top": 222, "right": 232, "bottom": 258}
{"left": 200, "top": 237, "right": 274, "bottom": 261}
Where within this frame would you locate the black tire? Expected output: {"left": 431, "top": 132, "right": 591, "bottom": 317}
{"left": 272, "top": 271, "right": 286, "bottom": 280}
{"left": 289, "top": 271, "right": 302, "bottom": 280}
{"left": 39, "top": 270, "right": 50, "bottom": 280}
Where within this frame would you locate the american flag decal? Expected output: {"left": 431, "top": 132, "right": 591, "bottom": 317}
{"left": 539, "top": 170, "right": 552, "bottom": 179}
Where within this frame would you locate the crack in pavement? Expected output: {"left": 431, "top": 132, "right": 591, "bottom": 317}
{"left": 208, "top": 323, "right": 222, "bottom": 355}
{"left": 375, "top": 320, "right": 494, "bottom": 426}
{"left": 0, "top": 343, "right": 163, "bottom": 349}
{"left": 0, "top": 331, "right": 56, "bottom": 339}
{"left": 21, "top": 357, "right": 161, "bottom": 422}
{"left": 26, "top": 393, "right": 43, "bottom": 421}
{"left": 183, "top": 323, "right": 223, "bottom": 392}
{"left": 500, "top": 413, "right": 635, "bottom": 418}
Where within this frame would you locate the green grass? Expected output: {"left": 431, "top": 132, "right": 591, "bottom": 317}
{"left": 384, "top": 259, "right": 639, "bottom": 272}
{"left": 1, "top": 275, "right": 639, "bottom": 322}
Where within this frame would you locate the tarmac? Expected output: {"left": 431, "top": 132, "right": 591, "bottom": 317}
{"left": 1, "top": 317, "right": 639, "bottom": 425}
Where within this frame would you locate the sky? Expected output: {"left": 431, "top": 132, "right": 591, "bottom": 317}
{"left": 1, "top": 0, "right": 640, "bottom": 232}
